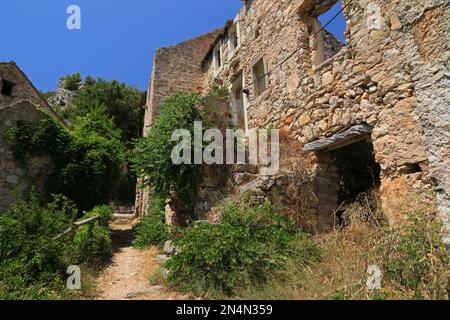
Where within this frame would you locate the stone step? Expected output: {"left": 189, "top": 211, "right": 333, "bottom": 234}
{"left": 112, "top": 213, "right": 136, "bottom": 225}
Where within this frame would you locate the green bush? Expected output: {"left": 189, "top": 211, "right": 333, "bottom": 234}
{"left": 132, "top": 93, "right": 205, "bottom": 214}
{"left": 7, "top": 109, "right": 126, "bottom": 211}
{"left": 71, "top": 223, "right": 112, "bottom": 265}
{"left": 133, "top": 198, "right": 169, "bottom": 248}
{"left": 0, "top": 194, "right": 114, "bottom": 299}
{"left": 70, "top": 205, "right": 113, "bottom": 265}
{"left": 0, "top": 193, "right": 76, "bottom": 299}
{"left": 66, "top": 76, "right": 143, "bottom": 143}
{"left": 60, "top": 73, "right": 82, "bottom": 91}
{"left": 165, "top": 201, "right": 319, "bottom": 296}
{"left": 84, "top": 205, "right": 114, "bottom": 228}
{"left": 381, "top": 213, "right": 450, "bottom": 299}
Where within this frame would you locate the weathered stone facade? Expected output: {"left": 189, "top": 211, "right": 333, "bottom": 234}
{"left": 0, "top": 62, "right": 60, "bottom": 211}
{"left": 135, "top": 30, "right": 223, "bottom": 217}
{"left": 138, "top": 0, "right": 450, "bottom": 247}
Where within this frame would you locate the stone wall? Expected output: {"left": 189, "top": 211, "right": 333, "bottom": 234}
{"left": 199, "top": 0, "right": 449, "bottom": 234}
{"left": 136, "top": 30, "right": 223, "bottom": 217}
{"left": 144, "top": 29, "right": 223, "bottom": 135}
{"left": 0, "top": 62, "right": 58, "bottom": 211}
{"left": 140, "top": 0, "right": 449, "bottom": 242}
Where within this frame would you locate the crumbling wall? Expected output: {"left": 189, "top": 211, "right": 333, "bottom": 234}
{"left": 200, "top": 0, "right": 448, "bottom": 233}
{"left": 397, "top": 0, "right": 450, "bottom": 249}
{"left": 136, "top": 30, "right": 222, "bottom": 217}
{"left": 0, "top": 62, "right": 57, "bottom": 211}
{"left": 144, "top": 29, "right": 222, "bottom": 134}
{"left": 141, "top": 0, "right": 449, "bottom": 240}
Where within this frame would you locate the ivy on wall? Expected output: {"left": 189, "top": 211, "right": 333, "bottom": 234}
{"left": 6, "top": 107, "right": 126, "bottom": 211}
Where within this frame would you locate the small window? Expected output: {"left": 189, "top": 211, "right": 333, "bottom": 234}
{"left": 228, "top": 23, "right": 240, "bottom": 52}
{"left": 1, "top": 80, "right": 14, "bottom": 96}
{"left": 245, "top": 0, "right": 254, "bottom": 12}
{"left": 252, "top": 57, "right": 267, "bottom": 97}
{"left": 213, "top": 42, "right": 222, "bottom": 72}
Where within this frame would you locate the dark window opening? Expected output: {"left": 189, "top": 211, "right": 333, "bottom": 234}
{"left": 331, "top": 139, "right": 381, "bottom": 223}
{"left": 229, "top": 24, "right": 239, "bottom": 52}
{"left": 1, "top": 80, "right": 14, "bottom": 96}
{"left": 213, "top": 44, "right": 222, "bottom": 71}
{"left": 252, "top": 57, "right": 267, "bottom": 97}
{"left": 400, "top": 162, "right": 423, "bottom": 174}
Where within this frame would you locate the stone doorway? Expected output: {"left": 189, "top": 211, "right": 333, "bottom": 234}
{"left": 331, "top": 139, "right": 381, "bottom": 207}
{"left": 305, "top": 125, "right": 381, "bottom": 229}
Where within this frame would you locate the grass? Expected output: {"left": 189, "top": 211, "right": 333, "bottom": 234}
{"left": 233, "top": 191, "right": 450, "bottom": 300}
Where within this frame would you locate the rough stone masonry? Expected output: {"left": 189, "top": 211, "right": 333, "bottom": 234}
{"left": 0, "top": 62, "right": 61, "bottom": 211}
{"left": 137, "top": 0, "right": 450, "bottom": 249}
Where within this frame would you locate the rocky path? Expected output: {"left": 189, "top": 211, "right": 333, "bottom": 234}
{"left": 95, "top": 219, "right": 189, "bottom": 300}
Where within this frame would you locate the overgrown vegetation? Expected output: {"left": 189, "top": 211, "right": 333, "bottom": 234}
{"left": 233, "top": 192, "right": 450, "bottom": 300}
{"left": 6, "top": 109, "right": 125, "bottom": 211}
{"left": 164, "top": 201, "right": 321, "bottom": 296}
{"left": 133, "top": 198, "right": 169, "bottom": 248}
{"left": 64, "top": 76, "right": 143, "bottom": 144}
{"left": 59, "top": 73, "right": 82, "bottom": 92}
{"left": 0, "top": 193, "right": 113, "bottom": 299}
{"left": 132, "top": 93, "right": 206, "bottom": 215}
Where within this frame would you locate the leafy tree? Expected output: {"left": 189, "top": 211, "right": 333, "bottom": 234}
{"left": 59, "top": 106, "right": 126, "bottom": 209}
{"left": 7, "top": 109, "right": 126, "bottom": 211}
{"left": 132, "top": 93, "right": 205, "bottom": 213}
{"left": 67, "top": 77, "right": 143, "bottom": 144}
{"left": 60, "top": 73, "right": 82, "bottom": 91}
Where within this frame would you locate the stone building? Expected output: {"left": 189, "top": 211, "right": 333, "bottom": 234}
{"left": 137, "top": 0, "right": 450, "bottom": 248}
{"left": 0, "top": 61, "right": 60, "bottom": 211}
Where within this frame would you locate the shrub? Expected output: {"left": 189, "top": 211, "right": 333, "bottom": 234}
{"left": 234, "top": 191, "right": 450, "bottom": 300}
{"left": 165, "top": 201, "right": 319, "bottom": 296}
{"left": 380, "top": 213, "right": 450, "bottom": 299}
{"left": 70, "top": 205, "right": 114, "bottom": 265}
{"left": 6, "top": 109, "right": 126, "bottom": 211}
{"left": 71, "top": 223, "right": 112, "bottom": 265}
{"left": 0, "top": 194, "right": 114, "bottom": 299}
{"left": 84, "top": 205, "right": 114, "bottom": 228}
{"left": 66, "top": 77, "right": 143, "bottom": 143}
{"left": 0, "top": 193, "right": 76, "bottom": 299}
{"left": 133, "top": 198, "right": 169, "bottom": 248}
{"left": 132, "top": 93, "right": 205, "bottom": 214}
{"left": 60, "top": 73, "right": 82, "bottom": 91}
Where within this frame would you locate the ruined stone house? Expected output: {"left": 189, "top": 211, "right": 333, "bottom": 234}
{"left": 136, "top": 0, "right": 450, "bottom": 249}
{"left": 0, "top": 62, "right": 61, "bottom": 211}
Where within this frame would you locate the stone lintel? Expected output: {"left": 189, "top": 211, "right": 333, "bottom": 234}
{"left": 304, "top": 124, "right": 373, "bottom": 152}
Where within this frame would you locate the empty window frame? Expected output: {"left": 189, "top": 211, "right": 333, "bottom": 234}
{"left": 1, "top": 80, "right": 14, "bottom": 96}
{"left": 213, "top": 42, "right": 223, "bottom": 72}
{"left": 252, "top": 57, "right": 267, "bottom": 97}
{"left": 228, "top": 23, "right": 240, "bottom": 53}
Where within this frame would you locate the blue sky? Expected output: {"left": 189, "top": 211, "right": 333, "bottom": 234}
{"left": 0, "top": 0, "right": 345, "bottom": 92}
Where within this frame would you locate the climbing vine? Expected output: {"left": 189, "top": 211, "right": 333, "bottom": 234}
{"left": 132, "top": 93, "right": 206, "bottom": 215}
{"left": 6, "top": 108, "right": 126, "bottom": 211}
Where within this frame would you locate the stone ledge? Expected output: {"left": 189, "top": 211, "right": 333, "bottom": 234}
{"left": 304, "top": 124, "right": 373, "bottom": 152}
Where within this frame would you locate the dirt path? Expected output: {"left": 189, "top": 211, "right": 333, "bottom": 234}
{"left": 95, "top": 221, "right": 190, "bottom": 300}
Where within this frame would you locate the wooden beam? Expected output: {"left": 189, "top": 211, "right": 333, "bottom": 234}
{"left": 52, "top": 215, "right": 100, "bottom": 241}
